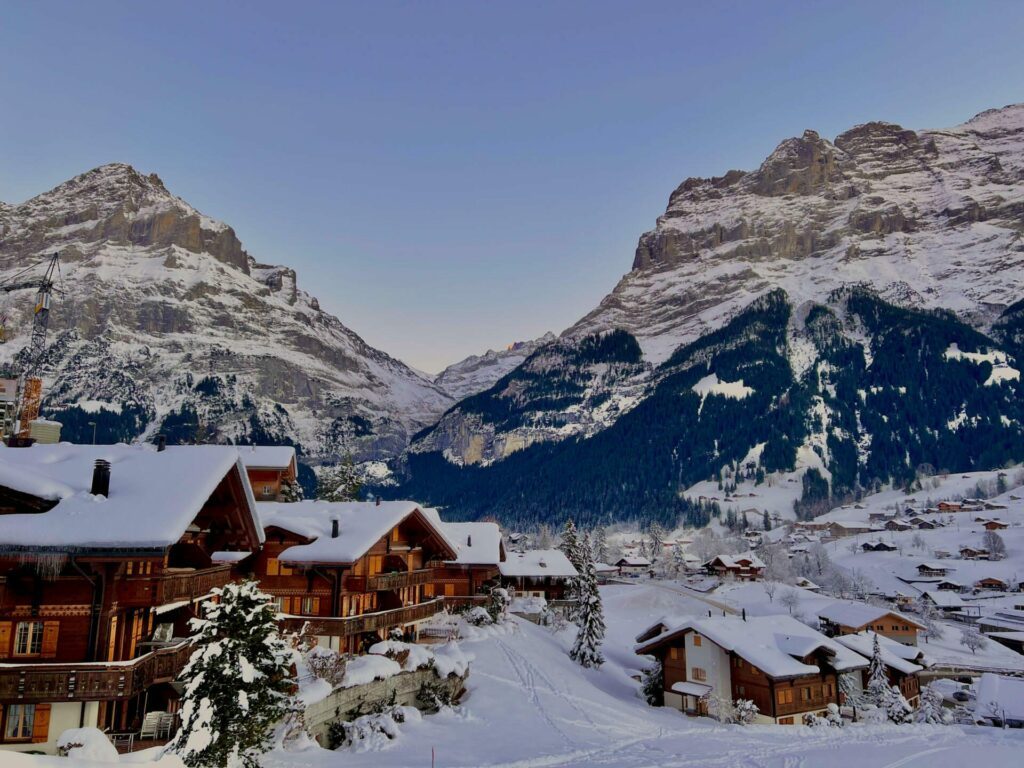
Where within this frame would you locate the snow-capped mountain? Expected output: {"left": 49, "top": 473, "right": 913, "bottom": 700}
{"left": 433, "top": 333, "right": 556, "bottom": 403}
{"left": 398, "top": 104, "right": 1024, "bottom": 525}
{"left": 0, "top": 164, "right": 453, "bottom": 461}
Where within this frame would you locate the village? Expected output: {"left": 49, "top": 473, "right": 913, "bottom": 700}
{"left": 0, "top": 441, "right": 1023, "bottom": 767}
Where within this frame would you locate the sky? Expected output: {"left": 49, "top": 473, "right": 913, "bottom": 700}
{"left": 2, "top": 2, "right": 1024, "bottom": 373}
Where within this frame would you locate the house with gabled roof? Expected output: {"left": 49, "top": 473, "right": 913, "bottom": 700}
{"left": 817, "top": 602, "right": 923, "bottom": 646}
{"left": 237, "top": 445, "right": 298, "bottom": 501}
{"left": 0, "top": 443, "right": 263, "bottom": 753}
{"left": 430, "top": 520, "right": 506, "bottom": 600}
{"left": 703, "top": 552, "right": 765, "bottom": 581}
{"left": 834, "top": 631, "right": 927, "bottom": 707}
{"left": 615, "top": 555, "right": 652, "bottom": 576}
{"left": 254, "top": 499, "right": 458, "bottom": 654}
{"left": 499, "top": 549, "right": 578, "bottom": 600}
{"left": 635, "top": 613, "right": 868, "bottom": 724}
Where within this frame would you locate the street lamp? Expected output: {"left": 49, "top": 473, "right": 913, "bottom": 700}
{"left": 87, "top": 420, "right": 97, "bottom": 445}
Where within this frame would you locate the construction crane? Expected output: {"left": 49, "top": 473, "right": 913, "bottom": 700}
{"left": 0, "top": 252, "right": 61, "bottom": 442}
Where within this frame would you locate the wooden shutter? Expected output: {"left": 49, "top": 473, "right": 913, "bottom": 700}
{"left": 41, "top": 622, "right": 60, "bottom": 659}
{"left": 267, "top": 558, "right": 280, "bottom": 576}
{"left": 0, "top": 622, "right": 11, "bottom": 657}
{"left": 31, "top": 703, "right": 51, "bottom": 743}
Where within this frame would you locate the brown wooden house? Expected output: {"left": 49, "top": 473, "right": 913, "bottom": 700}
{"left": 834, "top": 631, "right": 926, "bottom": 707}
{"left": 0, "top": 444, "right": 262, "bottom": 754}
{"left": 429, "top": 521, "right": 505, "bottom": 601}
{"left": 703, "top": 553, "right": 765, "bottom": 581}
{"left": 817, "top": 603, "right": 923, "bottom": 646}
{"left": 498, "top": 549, "right": 578, "bottom": 600}
{"left": 238, "top": 446, "right": 298, "bottom": 502}
{"left": 252, "top": 500, "right": 458, "bottom": 654}
{"left": 635, "top": 613, "right": 868, "bottom": 724}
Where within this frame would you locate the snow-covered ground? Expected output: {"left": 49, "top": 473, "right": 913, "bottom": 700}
{"left": 11, "top": 584, "right": 1024, "bottom": 767}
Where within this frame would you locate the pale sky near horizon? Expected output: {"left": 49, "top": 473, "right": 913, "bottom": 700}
{"left": 2, "top": 1, "right": 1024, "bottom": 373}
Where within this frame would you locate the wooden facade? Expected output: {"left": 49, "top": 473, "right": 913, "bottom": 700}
{"left": 249, "top": 510, "right": 456, "bottom": 654}
{"left": 0, "top": 455, "right": 260, "bottom": 751}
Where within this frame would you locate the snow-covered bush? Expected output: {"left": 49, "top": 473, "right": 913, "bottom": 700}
{"left": 464, "top": 606, "right": 493, "bottom": 626}
{"left": 327, "top": 705, "right": 421, "bottom": 751}
{"left": 417, "top": 679, "right": 456, "bottom": 711}
{"left": 56, "top": 727, "right": 118, "bottom": 761}
{"left": 486, "top": 586, "right": 512, "bottom": 624}
{"left": 305, "top": 646, "right": 349, "bottom": 686}
{"left": 804, "top": 704, "right": 843, "bottom": 727}
{"left": 733, "top": 698, "right": 759, "bottom": 725}
{"left": 641, "top": 660, "right": 664, "bottom": 707}
{"left": 709, "top": 696, "right": 758, "bottom": 724}
{"left": 368, "top": 640, "right": 436, "bottom": 672}
{"left": 168, "top": 580, "right": 300, "bottom": 768}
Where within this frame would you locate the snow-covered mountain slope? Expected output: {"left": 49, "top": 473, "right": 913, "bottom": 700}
{"left": 396, "top": 105, "right": 1024, "bottom": 525}
{"left": 0, "top": 164, "right": 453, "bottom": 460}
{"left": 433, "top": 332, "right": 556, "bottom": 402}
{"left": 571, "top": 103, "right": 1024, "bottom": 364}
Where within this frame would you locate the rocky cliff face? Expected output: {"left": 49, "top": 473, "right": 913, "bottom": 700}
{"left": 433, "top": 332, "right": 557, "bottom": 403}
{"left": 403, "top": 105, "right": 1024, "bottom": 516}
{"left": 0, "top": 164, "right": 453, "bottom": 460}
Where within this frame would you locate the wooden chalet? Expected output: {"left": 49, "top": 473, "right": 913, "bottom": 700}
{"left": 703, "top": 553, "right": 765, "bottom": 581}
{"left": 0, "top": 444, "right": 262, "bottom": 753}
{"left": 975, "top": 577, "right": 1009, "bottom": 591}
{"left": 498, "top": 549, "right": 578, "bottom": 600}
{"left": 834, "top": 632, "right": 926, "bottom": 707}
{"left": 237, "top": 445, "right": 298, "bottom": 502}
{"left": 615, "top": 556, "right": 652, "bottom": 577}
{"left": 817, "top": 603, "right": 923, "bottom": 646}
{"left": 861, "top": 540, "right": 898, "bottom": 552}
{"left": 959, "top": 546, "right": 991, "bottom": 560}
{"left": 252, "top": 500, "right": 457, "bottom": 654}
{"left": 635, "top": 613, "right": 868, "bottom": 724}
{"left": 429, "top": 521, "right": 505, "bottom": 602}
{"left": 983, "top": 520, "right": 1009, "bottom": 531}
{"left": 916, "top": 562, "right": 950, "bottom": 577}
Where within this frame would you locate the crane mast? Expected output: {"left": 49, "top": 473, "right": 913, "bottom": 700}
{"left": 0, "top": 252, "right": 60, "bottom": 443}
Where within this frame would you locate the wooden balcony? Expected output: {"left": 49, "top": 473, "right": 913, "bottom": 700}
{"left": 0, "top": 641, "right": 193, "bottom": 704}
{"left": 775, "top": 694, "right": 836, "bottom": 718}
{"left": 344, "top": 568, "right": 434, "bottom": 593}
{"left": 120, "top": 565, "right": 234, "bottom": 606}
{"left": 281, "top": 597, "right": 444, "bottom": 637}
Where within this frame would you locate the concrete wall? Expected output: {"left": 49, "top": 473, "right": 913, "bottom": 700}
{"left": 685, "top": 632, "right": 730, "bottom": 699}
{"left": 304, "top": 668, "right": 467, "bottom": 747}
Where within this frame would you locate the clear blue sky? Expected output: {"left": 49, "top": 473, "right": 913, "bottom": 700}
{"left": 2, "top": 1, "right": 1023, "bottom": 372}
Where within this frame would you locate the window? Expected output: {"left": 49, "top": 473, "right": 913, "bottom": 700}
{"left": 778, "top": 716, "right": 794, "bottom": 725}
{"left": 801, "top": 687, "right": 811, "bottom": 701}
{"left": 777, "top": 689, "right": 794, "bottom": 705}
{"left": 300, "top": 597, "right": 320, "bottom": 615}
{"left": 732, "top": 656, "right": 741, "bottom": 669}
{"left": 262, "top": 485, "right": 273, "bottom": 497}
{"left": 392, "top": 528, "right": 401, "bottom": 543}
{"left": 692, "top": 634, "right": 702, "bottom": 647}
{"left": 737, "top": 685, "right": 745, "bottom": 695}
{"left": 826, "top": 683, "right": 834, "bottom": 697}
{"left": 274, "top": 596, "right": 291, "bottom": 614}
{"left": 669, "top": 647, "right": 679, "bottom": 660}
{"left": 266, "top": 558, "right": 292, "bottom": 577}
{"left": 691, "top": 667, "right": 707, "bottom": 682}
{"left": 5, "top": 704, "right": 35, "bottom": 740}
{"left": 14, "top": 622, "right": 43, "bottom": 656}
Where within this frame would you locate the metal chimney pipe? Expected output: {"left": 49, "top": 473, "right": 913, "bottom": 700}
{"left": 91, "top": 459, "right": 111, "bottom": 497}
{"left": 156, "top": 434, "right": 167, "bottom": 452}
{"left": 331, "top": 519, "right": 339, "bottom": 539}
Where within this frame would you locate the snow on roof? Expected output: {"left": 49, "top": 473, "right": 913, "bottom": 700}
{"left": 0, "top": 443, "right": 260, "bottom": 550}
{"left": 259, "top": 499, "right": 456, "bottom": 564}
{"left": 704, "top": 552, "right": 766, "bottom": 569}
{"left": 594, "top": 562, "right": 618, "bottom": 573}
{"left": 499, "top": 549, "right": 578, "bottom": 578}
{"left": 976, "top": 673, "right": 1024, "bottom": 722}
{"left": 636, "top": 614, "right": 867, "bottom": 678}
{"left": 923, "top": 590, "right": 965, "bottom": 608}
{"left": 442, "top": 521, "right": 503, "bottom": 565}
{"left": 237, "top": 445, "right": 296, "bottom": 470}
{"left": 617, "top": 556, "right": 652, "bottom": 566}
{"left": 211, "top": 550, "right": 253, "bottom": 563}
{"left": 671, "top": 680, "right": 712, "bottom": 697}
{"left": 834, "top": 632, "right": 926, "bottom": 675}
{"left": 817, "top": 601, "right": 922, "bottom": 629}
{"left": 917, "top": 561, "right": 951, "bottom": 570}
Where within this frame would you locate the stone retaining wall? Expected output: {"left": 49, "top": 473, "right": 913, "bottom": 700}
{"left": 304, "top": 668, "right": 468, "bottom": 746}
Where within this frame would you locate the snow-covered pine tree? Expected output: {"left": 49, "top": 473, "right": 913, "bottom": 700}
{"left": 558, "top": 519, "right": 583, "bottom": 570}
{"left": 648, "top": 522, "right": 666, "bottom": 563}
{"left": 569, "top": 547, "right": 605, "bottom": 668}
{"left": 280, "top": 479, "right": 304, "bottom": 503}
{"left": 169, "top": 581, "right": 299, "bottom": 768}
{"left": 838, "top": 670, "right": 863, "bottom": 715}
{"left": 591, "top": 526, "right": 608, "bottom": 564}
{"left": 316, "top": 454, "right": 362, "bottom": 502}
{"left": 641, "top": 659, "right": 663, "bottom": 706}
{"left": 915, "top": 683, "right": 949, "bottom": 724}
{"left": 865, "top": 634, "right": 912, "bottom": 724}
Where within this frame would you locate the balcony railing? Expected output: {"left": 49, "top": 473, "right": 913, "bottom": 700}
{"left": 0, "top": 641, "right": 194, "bottom": 704}
{"left": 120, "top": 565, "right": 234, "bottom": 606}
{"left": 344, "top": 568, "right": 434, "bottom": 593}
{"left": 281, "top": 598, "right": 445, "bottom": 637}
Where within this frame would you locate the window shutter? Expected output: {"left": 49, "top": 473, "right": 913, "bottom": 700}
{"left": 32, "top": 703, "right": 51, "bottom": 743}
{"left": 0, "top": 622, "right": 11, "bottom": 657}
{"left": 41, "top": 622, "right": 60, "bottom": 659}
{"left": 267, "top": 558, "right": 280, "bottom": 576}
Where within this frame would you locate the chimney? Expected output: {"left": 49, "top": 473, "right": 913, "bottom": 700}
{"left": 91, "top": 459, "right": 111, "bottom": 497}
{"left": 742, "top": 608, "right": 747, "bottom": 621}
{"left": 376, "top": 497, "right": 381, "bottom": 507}
{"left": 467, "top": 535, "right": 472, "bottom": 547}
{"left": 156, "top": 434, "right": 166, "bottom": 452}
{"left": 331, "top": 519, "right": 339, "bottom": 539}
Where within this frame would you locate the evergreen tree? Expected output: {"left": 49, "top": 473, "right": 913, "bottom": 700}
{"left": 170, "top": 581, "right": 299, "bottom": 768}
{"left": 641, "top": 659, "right": 664, "bottom": 706}
{"left": 591, "top": 526, "right": 608, "bottom": 564}
{"left": 280, "top": 479, "right": 304, "bottom": 503}
{"left": 865, "top": 635, "right": 912, "bottom": 723}
{"left": 569, "top": 547, "right": 605, "bottom": 668}
{"left": 915, "top": 683, "right": 950, "bottom": 724}
{"left": 647, "top": 522, "right": 666, "bottom": 562}
{"left": 762, "top": 510, "right": 771, "bottom": 531}
{"left": 316, "top": 454, "right": 362, "bottom": 502}
{"left": 558, "top": 519, "right": 583, "bottom": 570}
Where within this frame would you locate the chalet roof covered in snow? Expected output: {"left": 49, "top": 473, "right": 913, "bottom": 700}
{"left": 499, "top": 549, "right": 578, "bottom": 578}
{"left": 442, "top": 521, "right": 504, "bottom": 565}
{"left": 636, "top": 614, "right": 868, "bottom": 678}
{"left": 258, "top": 500, "right": 458, "bottom": 564}
{"left": 237, "top": 445, "right": 296, "bottom": 470}
{"left": 817, "top": 601, "right": 923, "bottom": 629}
{"left": 834, "top": 631, "right": 927, "bottom": 675}
{"left": 703, "top": 552, "right": 766, "bottom": 569}
{"left": 0, "top": 443, "right": 261, "bottom": 550}
{"left": 922, "top": 590, "right": 965, "bottom": 608}
{"left": 616, "top": 556, "right": 651, "bottom": 567}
